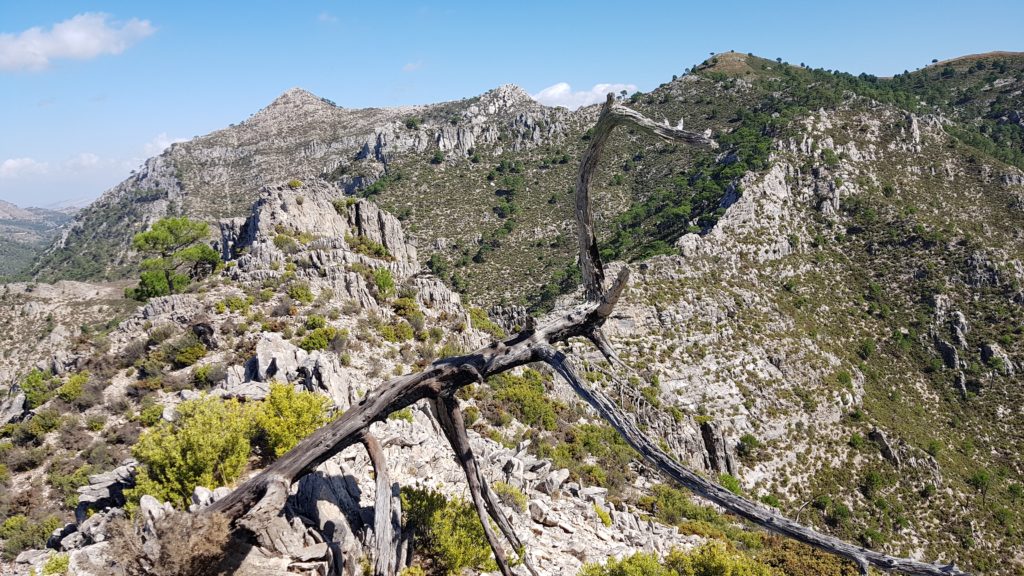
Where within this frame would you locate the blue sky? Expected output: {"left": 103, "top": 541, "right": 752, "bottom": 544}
{"left": 1, "top": 1, "right": 1022, "bottom": 208}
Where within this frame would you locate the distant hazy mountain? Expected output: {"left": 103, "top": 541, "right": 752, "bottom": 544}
{"left": 0, "top": 199, "right": 71, "bottom": 281}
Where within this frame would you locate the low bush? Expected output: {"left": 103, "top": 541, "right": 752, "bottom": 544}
{"left": 20, "top": 369, "right": 58, "bottom": 409}
{"left": 127, "top": 386, "right": 330, "bottom": 507}
{"left": 255, "top": 383, "right": 330, "bottom": 457}
{"left": 56, "top": 371, "right": 89, "bottom": 403}
{"left": 127, "top": 396, "right": 254, "bottom": 508}
{"left": 400, "top": 487, "right": 496, "bottom": 575}
{"left": 287, "top": 282, "right": 315, "bottom": 304}
{"left": 580, "top": 542, "right": 775, "bottom": 576}
{"left": 299, "top": 326, "right": 338, "bottom": 351}
{"left": 42, "top": 552, "right": 70, "bottom": 575}
{"left": 0, "top": 514, "right": 62, "bottom": 559}
{"left": 492, "top": 481, "right": 526, "bottom": 512}
{"left": 488, "top": 369, "right": 558, "bottom": 430}
{"left": 469, "top": 308, "right": 505, "bottom": 339}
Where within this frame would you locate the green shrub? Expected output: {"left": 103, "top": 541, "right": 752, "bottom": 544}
{"left": 173, "top": 342, "right": 207, "bottom": 368}
{"left": 274, "top": 234, "right": 300, "bottom": 254}
{"left": 42, "top": 553, "right": 70, "bottom": 575}
{"left": 388, "top": 408, "right": 414, "bottom": 423}
{"left": 20, "top": 369, "right": 57, "bottom": 409}
{"left": 127, "top": 395, "right": 254, "bottom": 508}
{"left": 469, "top": 307, "right": 505, "bottom": 339}
{"left": 719, "top": 473, "right": 742, "bottom": 495}
{"left": 638, "top": 484, "right": 720, "bottom": 526}
{"left": 580, "top": 543, "right": 775, "bottom": 576}
{"left": 287, "top": 282, "right": 315, "bottom": 304}
{"left": 848, "top": 433, "right": 864, "bottom": 449}
{"left": 138, "top": 403, "right": 164, "bottom": 427}
{"left": 193, "top": 363, "right": 226, "bottom": 387}
{"left": 305, "top": 315, "right": 326, "bottom": 330}
{"left": 542, "top": 423, "right": 636, "bottom": 491}
{"left": 400, "top": 487, "right": 496, "bottom": 575}
{"left": 48, "top": 461, "right": 93, "bottom": 508}
{"left": 737, "top": 433, "right": 760, "bottom": 458}
{"left": 488, "top": 369, "right": 558, "bottom": 430}
{"left": 373, "top": 268, "right": 395, "bottom": 299}
{"left": 56, "top": 371, "right": 88, "bottom": 403}
{"left": 0, "top": 514, "right": 62, "bottom": 560}
{"left": 85, "top": 415, "right": 107, "bottom": 431}
{"left": 492, "top": 481, "right": 527, "bottom": 512}
{"left": 287, "top": 179, "right": 303, "bottom": 189}
{"left": 222, "top": 294, "right": 252, "bottom": 313}
{"left": 347, "top": 234, "right": 393, "bottom": 260}
{"left": 594, "top": 503, "right": 612, "bottom": 527}
{"left": 256, "top": 383, "right": 330, "bottom": 457}
{"left": 857, "top": 338, "right": 876, "bottom": 360}
{"left": 300, "top": 326, "right": 338, "bottom": 351}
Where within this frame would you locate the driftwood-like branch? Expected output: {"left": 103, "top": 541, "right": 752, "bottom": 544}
{"left": 200, "top": 96, "right": 970, "bottom": 576}
{"left": 576, "top": 93, "right": 716, "bottom": 299}
{"left": 362, "top": 433, "right": 397, "bottom": 576}
{"left": 433, "top": 394, "right": 540, "bottom": 576}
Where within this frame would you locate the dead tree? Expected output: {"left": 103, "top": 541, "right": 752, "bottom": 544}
{"left": 204, "top": 94, "right": 970, "bottom": 576}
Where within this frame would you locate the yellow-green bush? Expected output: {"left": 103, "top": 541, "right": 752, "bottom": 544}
{"left": 256, "top": 383, "right": 330, "bottom": 457}
{"left": 488, "top": 369, "right": 558, "bottom": 430}
{"left": 0, "top": 514, "right": 62, "bottom": 560}
{"left": 299, "top": 326, "right": 338, "bottom": 351}
{"left": 469, "top": 307, "right": 505, "bottom": 339}
{"left": 127, "top": 386, "right": 330, "bottom": 507}
{"left": 580, "top": 543, "right": 777, "bottom": 576}
{"left": 56, "top": 371, "right": 88, "bottom": 403}
{"left": 492, "top": 481, "right": 527, "bottom": 512}
{"left": 126, "top": 395, "right": 254, "bottom": 508}
{"left": 42, "top": 552, "right": 70, "bottom": 575}
{"left": 20, "top": 369, "right": 57, "bottom": 409}
{"left": 400, "top": 486, "right": 496, "bottom": 575}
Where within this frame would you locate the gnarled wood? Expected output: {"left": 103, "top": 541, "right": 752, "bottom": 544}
{"left": 363, "top": 432, "right": 398, "bottom": 576}
{"left": 201, "top": 96, "right": 971, "bottom": 576}
{"left": 575, "top": 93, "right": 716, "bottom": 299}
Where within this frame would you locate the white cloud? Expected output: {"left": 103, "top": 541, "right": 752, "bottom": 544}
{"left": 531, "top": 82, "right": 638, "bottom": 110}
{"left": 0, "top": 157, "right": 49, "bottom": 179}
{"left": 65, "top": 152, "right": 100, "bottom": 171}
{"left": 0, "top": 13, "right": 155, "bottom": 72}
{"left": 143, "top": 133, "right": 186, "bottom": 157}
{"left": 317, "top": 12, "right": 338, "bottom": 23}
{"left": 401, "top": 61, "right": 423, "bottom": 73}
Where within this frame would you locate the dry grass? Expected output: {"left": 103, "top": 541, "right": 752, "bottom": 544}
{"left": 108, "top": 511, "right": 232, "bottom": 576}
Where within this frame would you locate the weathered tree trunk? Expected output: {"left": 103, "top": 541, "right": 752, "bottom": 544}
{"left": 203, "top": 95, "right": 970, "bottom": 576}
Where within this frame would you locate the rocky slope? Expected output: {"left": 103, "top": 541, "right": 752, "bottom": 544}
{"left": 4, "top": 50, "right": 1024, "bottom": 574}
{"left": 1, "top": 182, "right": 733, "bottom": 576}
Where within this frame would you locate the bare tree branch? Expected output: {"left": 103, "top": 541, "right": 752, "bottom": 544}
{"left": 576, "top": 93, "right": 716, "bottom": 299}
{"left": 363, "top": 432, "right": 398, "bottom": 576}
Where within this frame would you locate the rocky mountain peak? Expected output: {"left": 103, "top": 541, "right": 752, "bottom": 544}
{"left": 249, "top": 87, "right": 338, "bottom": 122}
{"left": 479, "top": 83, "right": 534, "bottom": 112}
